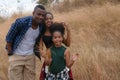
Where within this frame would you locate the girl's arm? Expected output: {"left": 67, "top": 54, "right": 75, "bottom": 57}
{"left": 65, "top": 49, "right": 74, "bottom": 68}
{"left": 65, "top": 49, "right": 79, "bottom": 68}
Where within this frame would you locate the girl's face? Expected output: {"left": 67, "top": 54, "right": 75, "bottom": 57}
{"left": 52, "top": 31, "right": 63, "bottom": 47}
{"left": 45, "top": 13, "right": 53, "bottom": 28}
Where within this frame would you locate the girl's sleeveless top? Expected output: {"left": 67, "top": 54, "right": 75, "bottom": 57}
{"left": 49, "top": 45, "right": 66, "bottom": 74}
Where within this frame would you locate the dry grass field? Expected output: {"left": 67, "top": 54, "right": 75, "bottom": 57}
{"left": 0, "top": 1, "right": 120, "bottom": 80}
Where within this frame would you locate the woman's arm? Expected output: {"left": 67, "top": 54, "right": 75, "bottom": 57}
{"left": 44, "top": 49, "right": 52, "bottom": 66}
{"left": 39, "top": 37, "right": 46, "bottom": 58}
{"left": 62, "top": 23, "right": 71, "bottom": 47}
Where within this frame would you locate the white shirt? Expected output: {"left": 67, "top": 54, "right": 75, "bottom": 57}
{"left": 14, "top": 27, "right": 39, "bottom": 55}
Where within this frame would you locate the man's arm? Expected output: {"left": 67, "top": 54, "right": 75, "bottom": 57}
{"left": 6, "top": 19, "right": 21, "bottom": 53}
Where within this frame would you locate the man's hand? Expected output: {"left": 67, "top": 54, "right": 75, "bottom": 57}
{"left": 6, "top": 42, "right": 13, "bottom": 56}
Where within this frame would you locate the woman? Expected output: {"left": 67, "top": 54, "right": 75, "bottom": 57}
{"left": 39, "top": 12, "right": 72, "bottom": 80}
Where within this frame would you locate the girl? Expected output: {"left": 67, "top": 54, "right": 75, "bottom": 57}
{"left": 44, "top": 22, "right": 79, "bottom": 80}
{"left": 39, "top": 12, "right": 72, "bottom": 80}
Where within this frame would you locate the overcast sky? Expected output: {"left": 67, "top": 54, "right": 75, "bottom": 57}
{"left": 0, "top": 0, "right": 38, "bottom": 18}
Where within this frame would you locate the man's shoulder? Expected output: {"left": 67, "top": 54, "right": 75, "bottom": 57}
{"left": 15, "top": 16, "right": 32, "bottom": 24}
{"left": 16, "top": 16, "right": 32, "bottom": 22}
{"left": 12, "top": 16, "right": 32, "bottom": 29}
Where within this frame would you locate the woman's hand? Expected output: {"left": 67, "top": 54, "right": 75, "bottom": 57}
{"left": 61, "top": 22, "right": 69, "bottom": 31}
{"left": 45, "top": 56, "right": 52, "bottom": 66}
{"left": 40, "top": 50, "right": 46, "bottom": 58}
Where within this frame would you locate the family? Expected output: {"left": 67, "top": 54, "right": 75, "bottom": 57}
{"left": 5, "top": 4, "right": 79, "bottom": 80}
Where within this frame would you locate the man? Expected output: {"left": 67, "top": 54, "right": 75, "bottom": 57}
{"left": 5, "top": 5, "right": 46, "bottom": 80}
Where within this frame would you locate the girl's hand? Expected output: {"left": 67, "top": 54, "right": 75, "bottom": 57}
{"left": 72, "top": 53, "right": 79, "bottom": 61}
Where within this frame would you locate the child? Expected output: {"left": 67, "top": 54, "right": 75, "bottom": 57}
{"left": 44, "top": 22, "right": 79, "bottom": 80}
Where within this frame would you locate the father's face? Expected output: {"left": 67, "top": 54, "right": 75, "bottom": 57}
{"left": 33, "top": 8, "right": 46, "bottom": 24}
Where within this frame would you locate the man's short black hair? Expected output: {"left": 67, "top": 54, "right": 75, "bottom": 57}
{"left": 34, "top": 4, "right": 45, "bottom": 11}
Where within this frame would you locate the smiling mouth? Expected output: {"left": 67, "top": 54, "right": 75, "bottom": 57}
{"left": 56, "top": 41, "right": 62, "bottom": 44}
{"left": 47, "top": 22, "right": 51, "bottom": 25}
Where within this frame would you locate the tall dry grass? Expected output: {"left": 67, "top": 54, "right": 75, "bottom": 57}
{"left": 53, "top": 3, "right": 120, "bottom": 80}
{"left": 0, "top": 36, "right": 8, "bottom": 80}
{"left": 50, "top": 0, "right": 120, "bottom": 12}
{"left": 0, "top": 2, "right": 120, "bottom": 80}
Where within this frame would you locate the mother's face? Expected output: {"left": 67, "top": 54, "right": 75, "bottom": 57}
{"left": 45, "top": 14, "right": 53, "bottom": 28}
